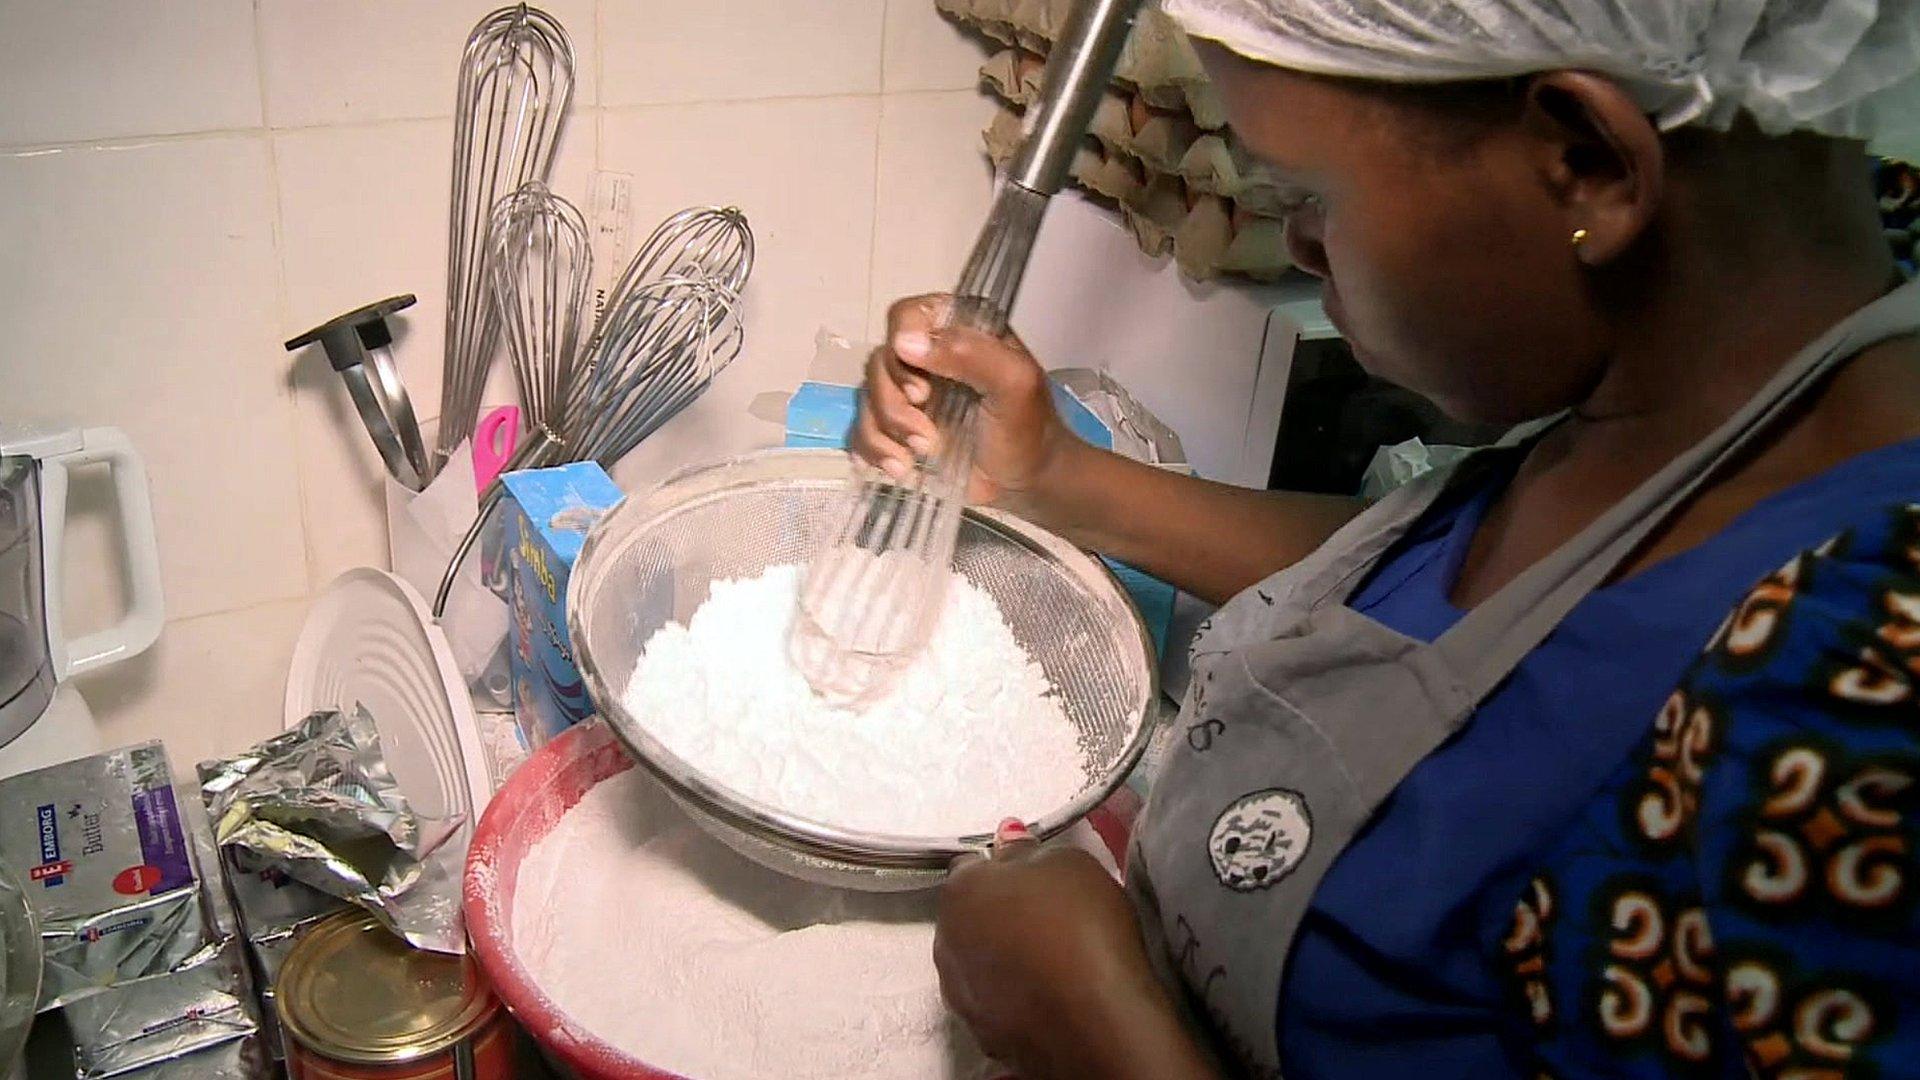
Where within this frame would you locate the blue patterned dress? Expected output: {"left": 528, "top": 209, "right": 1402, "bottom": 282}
{"left": 1276, "top": 441, "right": 1920, "bottom": 1078}
{"left": 1504, "top": 502, "right": 1920, "bottom": 1077}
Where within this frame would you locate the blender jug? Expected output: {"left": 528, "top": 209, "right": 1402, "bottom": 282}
{"left": 0, "top": 424, "right": 163, "bottom": 748}
{"left": 0, "top": 457, "right": 53, "bottom": 736}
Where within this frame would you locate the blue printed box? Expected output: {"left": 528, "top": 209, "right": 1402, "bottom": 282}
{"left": 502, "top": 463, "right": 624, "bottom": 746}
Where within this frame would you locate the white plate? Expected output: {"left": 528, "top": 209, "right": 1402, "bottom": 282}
{"left": 285, "top": 568, "right": 491, "bottom": 841}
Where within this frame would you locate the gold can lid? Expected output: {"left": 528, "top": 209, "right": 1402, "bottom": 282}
{"left": 275, "top": 910, "right": 499, "bottom": 1065}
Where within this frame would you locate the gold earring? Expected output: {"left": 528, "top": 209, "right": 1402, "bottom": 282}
{"left": 1570, "top": 227, "right": 1590, "bottom": 248}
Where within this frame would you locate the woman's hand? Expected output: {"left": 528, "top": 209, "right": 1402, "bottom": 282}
{"left": 852, "top": 294, "right": 1079, "bottom": 510}
{"left": 855, "top": 297, "right": 1364, "bottom": 604}
{"left": 935, "top": 821, "right": 1219, "bottom": 1080}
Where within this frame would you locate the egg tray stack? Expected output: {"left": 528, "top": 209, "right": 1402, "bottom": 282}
{"left": 939, "top": 0, "right": 1292, "bottom": 282}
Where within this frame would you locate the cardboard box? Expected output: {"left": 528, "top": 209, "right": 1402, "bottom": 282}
{"left": 502, "top": 463, "right": 624, "bottom": 746}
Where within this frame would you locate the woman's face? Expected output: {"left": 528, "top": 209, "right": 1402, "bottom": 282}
{"left": 1200, "top": 46, "right": 1613, "bottom": 425}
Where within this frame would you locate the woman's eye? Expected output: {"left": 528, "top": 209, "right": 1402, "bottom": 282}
{"left": 1277, "top": 189, "right": 1323, "bottom": 215}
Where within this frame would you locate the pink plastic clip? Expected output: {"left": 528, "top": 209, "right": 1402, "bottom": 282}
{"left": 473, "top": 405, "right": 521, "bottom": 493}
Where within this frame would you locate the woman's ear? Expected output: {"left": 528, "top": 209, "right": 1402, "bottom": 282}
{"left": 1520, "top": 71, "right": 1664, "bottom": 265}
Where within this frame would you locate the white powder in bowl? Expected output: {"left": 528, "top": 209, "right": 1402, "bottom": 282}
{"left": 621, "top": 564, "right": 1087, "bottom": 837}
{"left": 511, "top": 766, "right": 1001, "bottom": 1079}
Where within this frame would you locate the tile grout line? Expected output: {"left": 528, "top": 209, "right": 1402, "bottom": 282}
{"left": 566, "top": 88, "right": 899, "bottom": 116}
{"left": 868, "top": 1, "right": 894, "bottom": 336}
{"left": 163, "top": 593, "right": 310, "bottom": 633}
{"left": 867, "top": 94, "right": 888, "bottom": 340}
{"left": 0, "top": 118, "right": 441, "bottom": 158}
{"left": 0, "top": 86, "right": 998, "bottom": 159}
{"left": 595, "top": 0, "right": 607, "bottom": 115}
{"left": 0, "top": 128, "right": 277, "bottom": 157}
{"left": 880, "top": 85, "right": 989, "bottom": 100}
{"left": 879, "top": 0, "right": 894, "bottom": 95}
{"left": 594, "top": 0, "right": 606, "bottom": 175}
{"left": 249, "top": 0, "right": 321, "bottom": 599}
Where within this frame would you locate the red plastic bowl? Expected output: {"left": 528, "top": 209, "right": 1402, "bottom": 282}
{"left": 464, "top": 720, "right": 682, "bottom": 1080}
{"left": 463, "top": 718, "right": 1138, "bottom": 1079}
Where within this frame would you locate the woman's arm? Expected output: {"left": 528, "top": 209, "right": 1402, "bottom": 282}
{"left": 1047, "top": 974, "right": 1221, "bottom": 1080}
{"left": 855, "top": 295, "right": 1366, "bottom": 606}
{"left": 1680, "top": 522, "right": 1920, "bottom": 1072}
{"left": 1012, "top": 437, "right": 1366, "bottom": 606}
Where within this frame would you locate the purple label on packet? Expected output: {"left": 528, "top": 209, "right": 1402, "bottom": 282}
{"left": 129, "top": 785, "right": 194, "bottom": 894}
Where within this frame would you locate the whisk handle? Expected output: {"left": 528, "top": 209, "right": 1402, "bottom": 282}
{"left": 921, "top": 284, "right": 1005, "bottom": 485}
{"left": 1006, "top": 0, "right": 1144, "bottom": 197}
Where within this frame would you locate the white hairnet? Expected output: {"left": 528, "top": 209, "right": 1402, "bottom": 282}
{"left": 1161, "top": 0, "right": 1920, "bottom": 160}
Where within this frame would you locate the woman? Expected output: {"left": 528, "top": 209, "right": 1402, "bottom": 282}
{"left": 855, "top": 1, "right": 1920, "bottom": 1077}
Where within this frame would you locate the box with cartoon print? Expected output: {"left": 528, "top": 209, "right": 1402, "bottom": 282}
{"left": 502, "top": 463, "right": 624, "bottom": 747}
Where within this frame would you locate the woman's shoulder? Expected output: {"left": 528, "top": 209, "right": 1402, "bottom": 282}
{"left": 1686, "top": 497, "right": 1920, "bottom": 728}
{"left": 1675, "top": 496, "right": 1920, "bottom": 882}
{"left": 1662, "top": 501, "right": 1920, "bottom": 1073}
{"left": 1504, "top": 501, "right": 1920, "bottom": 1078}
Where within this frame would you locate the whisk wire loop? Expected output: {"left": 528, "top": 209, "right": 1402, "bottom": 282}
{"left": 438, "top": 4, "right": 575, "bottom": 476}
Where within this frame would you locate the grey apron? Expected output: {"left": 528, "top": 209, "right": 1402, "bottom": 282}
{"left": 1128, "top": 279, "right": 1920, "bottom": 1078}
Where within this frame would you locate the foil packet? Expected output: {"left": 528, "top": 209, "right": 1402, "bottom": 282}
{"left": 199, "top": 708, "right": 461, "bottom": 954}
{"left": 0, "top": 743, "right": 209, "bottom": 1010}
{"left": 64, "top": 936, "right": 257, "bottom": 1079}
{"left": 58, "top": 778, "right": 270, "bottom": 1080}
{"left": 109, "top": 1031, "right": 272, "bottom": 1080}
{"left": 219, "top": 852, "right": 346, "bottom": 943}
{"left": 217, "top": 853, "right": 344, "bottom": 1061}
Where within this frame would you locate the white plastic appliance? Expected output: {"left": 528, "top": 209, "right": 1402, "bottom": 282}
{"left": 0, "top": 423, "right": 164, "bottom": 776}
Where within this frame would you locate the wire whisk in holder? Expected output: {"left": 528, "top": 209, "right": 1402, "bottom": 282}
{"left": 488, "top": 181, "right": 592, "bottom": 458}
{"left": 431, "top": 203, "right": 755, "bottom": 619}
{"left": 506, "top": 204, "right": 754, "bottom": 475}
{"left": 439, "top": 3, "right": 575, "bottom": 478}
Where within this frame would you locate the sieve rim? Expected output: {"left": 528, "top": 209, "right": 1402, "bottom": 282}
{"left": 567, "top": 448, "right": 1159, "bottom": 871}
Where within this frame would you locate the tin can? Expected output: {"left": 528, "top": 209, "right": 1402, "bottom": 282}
{"left": 276, "top": 912, "right": 514, "bottom": 1080}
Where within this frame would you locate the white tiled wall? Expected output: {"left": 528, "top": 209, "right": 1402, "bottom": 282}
{"left": 0, "top": 0, "right": 996, "bottom": 765}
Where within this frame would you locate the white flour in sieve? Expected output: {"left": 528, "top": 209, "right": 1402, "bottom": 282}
{"left": 511, "top": 766, "right": 1001, "bottom": 1079}
{"left": 621, "top": 564, "right": 1088, "bottom": 836}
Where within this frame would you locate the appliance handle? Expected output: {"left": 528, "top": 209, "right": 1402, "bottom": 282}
{"left": 41, "top": 427, "right": 166, "bottom": 680}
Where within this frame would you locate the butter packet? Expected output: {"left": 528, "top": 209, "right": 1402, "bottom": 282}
{"left": 0, "top": 743, "right": 208, "bottom": 1010}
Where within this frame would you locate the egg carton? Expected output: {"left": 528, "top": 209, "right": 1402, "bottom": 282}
{"left": 1881, "top": 158, "right": 1919, "bottom": 275}
{"left": 984, "top": 103, "right": 1290, "bottom": 281}
{"left": 945, "top": 0, "right": 1290, "bottom": 281}
{"left": 942, "top": 2, "right": 1228, "bottom": 128}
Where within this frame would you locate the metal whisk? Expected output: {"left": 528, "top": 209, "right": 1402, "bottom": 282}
{"left": 496, "top": 205, "right": 753, "bottom": 474}
{"left": 565, "top": 207, "right": 754, "bottom": 456}
{"left": 791, "top": 0, "right": 1144, "bottom": 704}
{"left": 438, "top": 4, "right": 575, "bottom": 477}
{"left": 432, "top": 206, "right": 754, "bottom": 617}
{"left": 488, "top": 182, "right": 591, "bottom": 458}
{"left": 567, "top": 272, "right": 746, "bottom": 465}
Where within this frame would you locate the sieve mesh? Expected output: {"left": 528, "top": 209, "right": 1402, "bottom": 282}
{"left": 568, "top": 449, "right": 1157, "bottom": 889}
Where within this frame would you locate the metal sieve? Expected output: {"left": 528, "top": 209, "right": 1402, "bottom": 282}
{"left": 568, "top": 449, "right": 1158, "bottom": 891}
